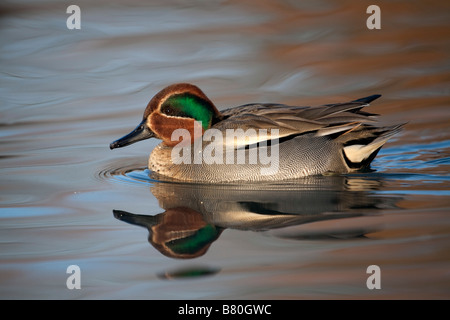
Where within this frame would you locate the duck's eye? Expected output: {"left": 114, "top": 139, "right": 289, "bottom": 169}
{"left": 161, "top": 100, "right": 190, "bottom": 118}
{"left": 162, "top": 105, "right": 173, "bottom": 116}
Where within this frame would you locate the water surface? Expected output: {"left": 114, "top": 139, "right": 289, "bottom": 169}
{"left": 1, "top": 0, "right": 449, "bottom": 299}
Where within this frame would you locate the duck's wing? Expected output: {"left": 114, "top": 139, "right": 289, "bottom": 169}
{"left": 214, "top": 95, "right": 382, "bottom": 144}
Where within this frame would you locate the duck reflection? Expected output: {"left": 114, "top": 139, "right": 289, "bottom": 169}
{"left": 114, "top": 175, "right": 400, "bottom": 259}
{"left": 114, "top": 207, "right": 223, "bottom": 259}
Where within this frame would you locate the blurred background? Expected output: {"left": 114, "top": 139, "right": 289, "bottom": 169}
{"left": 0, "top": 0, "right": 449, "bottom": 299}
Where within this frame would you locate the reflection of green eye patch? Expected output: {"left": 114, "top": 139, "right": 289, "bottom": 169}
{"left": 166, "top": 224, "right": 219, "bottom": 255}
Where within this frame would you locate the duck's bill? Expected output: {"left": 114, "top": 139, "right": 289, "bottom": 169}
{"left": 109, "top": 120, "right": 155, "bottom": 149}
{"left": 113, "top": 209, "right": 158, "bottom": 227}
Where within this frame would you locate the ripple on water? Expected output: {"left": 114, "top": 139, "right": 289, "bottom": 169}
{"left": 100, "top": 159, "right": 450, "bottom": 197}
{"left": 98, "top": 158, "right": 154, "bottom": 186}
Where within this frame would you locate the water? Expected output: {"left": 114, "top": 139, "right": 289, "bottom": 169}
{"left": 1, "top": 0, "right": 449, "bottom": 299}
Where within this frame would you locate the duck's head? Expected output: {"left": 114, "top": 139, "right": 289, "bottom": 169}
{"left": 110, "top": 83, "right": 222, "bottom": 149}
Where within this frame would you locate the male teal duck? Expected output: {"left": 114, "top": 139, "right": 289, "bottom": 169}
{"left": 110, "top": 83, "right": 403, "bottom": 182}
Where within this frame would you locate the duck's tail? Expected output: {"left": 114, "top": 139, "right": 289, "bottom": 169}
{"left": 341, "top": 123, "right": 404, "bottom": 170}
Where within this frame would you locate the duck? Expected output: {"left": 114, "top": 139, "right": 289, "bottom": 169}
{"left": 110, "top": 83, "right": 403, "bottom": 182}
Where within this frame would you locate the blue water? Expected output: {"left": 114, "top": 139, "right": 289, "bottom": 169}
{"left": 0, "top": 0, "right": 449, "bottom": 299}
